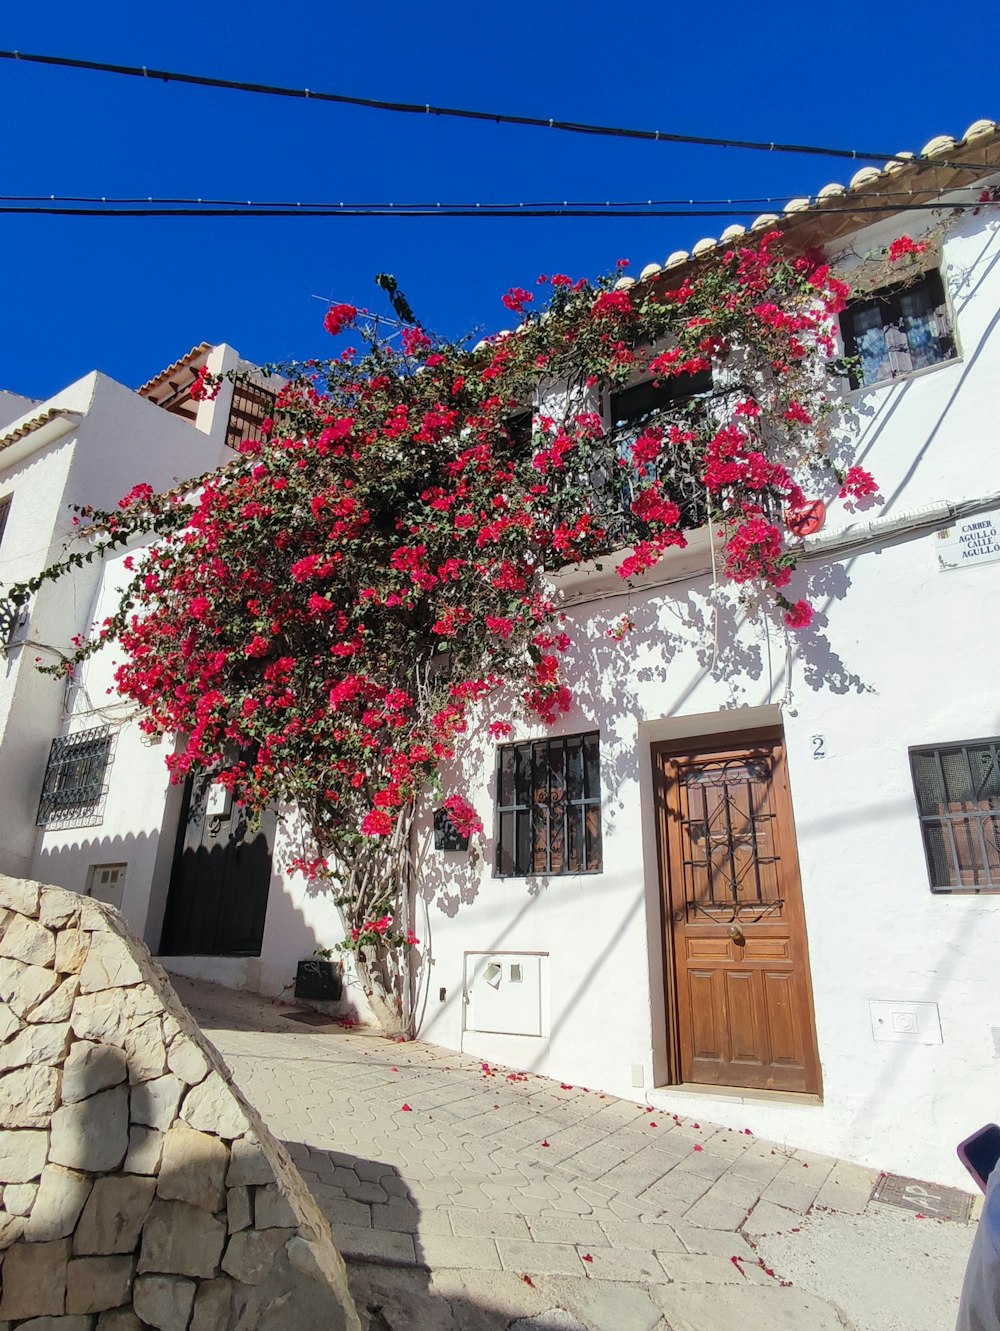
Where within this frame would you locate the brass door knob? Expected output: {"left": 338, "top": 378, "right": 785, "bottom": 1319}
{"left": 727, "top": 924, "right": 746, "bottom": 946}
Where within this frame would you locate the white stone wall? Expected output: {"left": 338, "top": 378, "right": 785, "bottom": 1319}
{"left": 0, "top": 875, "right": 361, "bottom": 1331}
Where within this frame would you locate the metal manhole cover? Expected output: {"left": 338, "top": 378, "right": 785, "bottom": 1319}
{"left": 287, "top": 1009, "right": 338, "bottom": 1027}
{"left": 871, "top": 1172, "right": 973, "bottom": 1222}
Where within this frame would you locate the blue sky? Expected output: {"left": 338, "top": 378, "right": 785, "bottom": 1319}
{"left": 3, "top": 0, "right": 998, "bottom": 401}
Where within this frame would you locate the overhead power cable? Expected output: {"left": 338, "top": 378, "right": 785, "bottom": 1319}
{"left": 0, "top": 48, "right": 993, "bottom": 174}
{"left": 0, "top": 186, "right": 990, "bottom": 210}
{"left": 0, "top": 201, "right": 993, "bottom": 219}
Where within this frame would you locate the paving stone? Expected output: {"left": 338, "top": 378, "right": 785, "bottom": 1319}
{"left": 24, "top": 1166, "right": 92, "bottom": 1241}
{"left": 61, "top": 1042, "right": 128, "bottom": 1104}
{"left": 332, "top": 1222, "right": 418, "bottom": 1264}
{"left": 138, "top": 1198, "right": 226, "bottom": 1278}
{"left": 497, "top": 1239, "right": 584, "bottom": 1276}
{"left": 596, "top": 1217, "right": 685, "bottom": 1252}
{"left": 812, "top": 1160, "right": 878, "bottom": 1215}
{"left": 133, "top": 1274, "right": 195, "bottom": 1331}
{"left": 743, "top": 1198, "right": 806, "bottom": 1237}
{"left": 648, "top": 1281, "right": 848, "bottom": 1330}
{"left": 65, "top": 1255, "right": 135, "bottom": 1313}
{"left": 156, "top": 1122, "right": 228, "bottom": 1212}
{"left": 49, "top": 1085, "right": 129, "bottom": 1173}
{"left": 0, "top": 1237, "right": 70, "bottom": 1319}
{"left": 74, "top": 1174, "right": 156, "bottom": 1254}
{"left": 413, "top": 1232, "right": 501, "bottom": 1271}
{"left": 0, "top": 1128, "right": 49, "bottom": 1182}
{"left": 449, "top": 1209, "right": 530, "bottom": 1239}
{"left": 570, "top": 1243, "right": 670, "bottom": 1285}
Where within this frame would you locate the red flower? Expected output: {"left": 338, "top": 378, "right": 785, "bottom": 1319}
{"left": 783, "top": 600, "right": 813, "bottom": 630}
{"left": 361, "top": 809, "right": 393, "bottom": 836}
{"left": 838, "top": 466, "right": 878, "bottom": 500}
{"left": 888, "top": 235, "right": 928, "bottom": 263}
{"left": 324, "top": 303, "right": 358, "bottom": 336}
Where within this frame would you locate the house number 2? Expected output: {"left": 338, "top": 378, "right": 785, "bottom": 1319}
{"left": 811, "top": 735, "right": 826, "bottom": 760}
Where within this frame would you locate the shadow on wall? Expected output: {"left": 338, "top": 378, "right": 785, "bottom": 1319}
{"left": 35, "top": 829, "right": 165, "bottom": 949}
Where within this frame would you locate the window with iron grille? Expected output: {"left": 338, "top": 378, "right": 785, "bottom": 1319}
{"left": 910, "top": 739, "right": 1000, "bottom": 892}
{"left": 0, "top": 494, "right": 11, "bottom": 551}
{"left": 37, "top": 726, "right": 114, "bottom": 828}
{"left": 225, "top": 375, "right": 277, "bottom": 454}
{"left": 841, "top": 269, "right": 956, "bottom": 389}
{"left": 495, "top": 733, "right": 602, "bottom": 877}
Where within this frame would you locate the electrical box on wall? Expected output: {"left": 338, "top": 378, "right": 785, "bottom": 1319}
{"left": 86, "top": 863, "right": 127, "bottom": 911}
{"left": 869, "top": 999, "right": 943, "bottom": 1045}
{"left": 465, "top": 952, "right": 547, "bottom": 1037}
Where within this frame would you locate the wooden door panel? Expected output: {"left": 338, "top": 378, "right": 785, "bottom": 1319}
{"left": 655, "top": 731, "right": 821, "bottom": 1096}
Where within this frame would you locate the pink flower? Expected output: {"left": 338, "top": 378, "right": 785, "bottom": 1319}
{"left": 888, "top": 235, "right": 928, "bottom": 263}
{"left": 783, "top": 600, "right": 813, "bottom": 630}
{"left": 838, "top": 466, "right": 878, "bottom": 500}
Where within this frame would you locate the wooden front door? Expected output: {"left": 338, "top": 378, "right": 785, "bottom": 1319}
{"left": 160, "top": 773, "right": 275, "bottom": 958}
{"left": 654, "top": 731, "right": 821, "bottom": 1095}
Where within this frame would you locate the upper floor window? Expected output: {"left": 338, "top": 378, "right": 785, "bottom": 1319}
{"left": 910, "top": 739, "right": 1000, "bottom": 892}
{"left": 37, "top": 726, "right": 114, "bottom": 829}
{"left": 495, "top": 732, "right": 602, "bottom": 877}
{"left": 841, "top": 269, "right": 956, "bottom": 389}
{"left": 0, "top": 494, "right": 11, "bottom": 552}
{"left": 225, "top": 375, "right": 277, "bottom": 453}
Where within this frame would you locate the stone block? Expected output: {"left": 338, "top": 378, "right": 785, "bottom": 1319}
{"left": 30, "top": 976, "right": 81, "bottom": 1024}
{"left": 79, "top": 933, "right": 144, "bottom": 994}
{"left": 0, "top": 958, "right": 59, "bottom": 1019}
{"left": 0, "top": 1065, "right": 60, "bottom": 1127}
{"left": 71, "top": 987, "right": 160, "bottom": 1048}
{"left": 17, "top": 1318, "right": 94, "bottom": 1331}
{"left": 180, "top": 1071, "right": 249, "bottom": 1140}
{"left": 123, "top": 1018, "right": 167, "bottom": 1086}
{"left": 74, "top": 1175, "right": 156, "bottom": 1255}
{"left": 24, "top": 1165, "right": 92, "bottom": 1242}
{"left": 97, "top": 1311, "right": 142, "bottom": 1331}
{"left": 138, "top": 1198, "right": 226, "bottom": 1279}
{"left": 129, "top": 1075, "right": 183, "bottom": 1132}
{"left": 0, "top": 1021, "right": 70, "bottom": 1073}
{"left": 166, "top": 1035, "right": 209, "bottom": 1088}
{"left": 123, "top": 1126, "right": 163, "bottom": 1176}
{"left": 62, "top": 1042, "right": 128, "bottom": 1104}
{"left": 157, "top": 1122, "right": 229, "bottom": 1213}
{"left": 49, "top": 1085, "right": 129, "bottom": 1173}
{"left": 0, "top": 915, "right": 55, "bottom": 968}
{"left": 226, "top": 1132, "right": 276, "bottom": 1187}
{"left": 0, "top": 1000, "right": 19, "bottom": 1042}
{"left": 55, "top": 930, "right": 89, "bottom": 975}
{"left": 190, "top": 1277, "right": 232, "bottom": 1331}
{"left": 66, "top": 1256, "right": 134, "bottom": 1314}
{"left": 221, "top": 1228, "right": 290, "bottom": 1285}
{"left": 4, "top": 1181, "right": 38, "bottom": 1215}
{"left": 0, "top": 1211, "right": 25, "bottom": 1246}
{"left": 39, "top": 886, "right": 83, "bottom": 929}
{"left": 133, "top": 1275, "right": 195, "bottom": 1331}
{"left": 227, "top": 1185, "right": 252, "bottom": 1232}
{"left": 0, "top": 875, "right": 40, "bottom": 917}
{"left": 0, "top": 1237, "right": 70, "bottom": 1319}
{"left": 254, "top": 1182, "right": 298, "bottom": 1229}
{"left": 0, "top": 1129, "right": 49, "bottom": 1182}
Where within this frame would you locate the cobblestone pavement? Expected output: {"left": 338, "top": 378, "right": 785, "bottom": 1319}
{"left": 172, "top": 976, "right": 976, "bottom": 1331}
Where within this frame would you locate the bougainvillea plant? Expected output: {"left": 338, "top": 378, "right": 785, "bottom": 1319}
{"left": 12, "top": 226, "right": 922, "bottom": 1032}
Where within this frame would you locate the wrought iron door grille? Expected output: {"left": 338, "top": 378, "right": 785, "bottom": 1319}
{"left": 225, "top": 376, "right": 276, "bottom": 454}
{"left": 37, "top": 726, "right": 114, "bottom": 828}
{"left": 910, "top": 740, "right": 1000, "bottom": 891}
{"left": 495, "top": 732, "right": 602, "bottom": 877}
{"left": 680, "top": 757, "right": 780, "bottom": 911}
